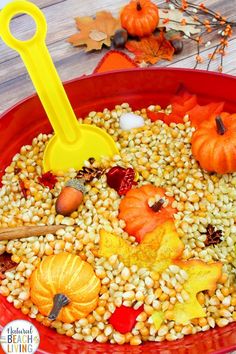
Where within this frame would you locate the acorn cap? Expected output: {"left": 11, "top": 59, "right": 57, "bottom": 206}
{"left": 65, "top": 179, "right": 86, "bottom": 194}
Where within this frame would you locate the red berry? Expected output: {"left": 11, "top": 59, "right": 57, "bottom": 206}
{"left": 106, "top": 166, "right": 135, "bottom": 196}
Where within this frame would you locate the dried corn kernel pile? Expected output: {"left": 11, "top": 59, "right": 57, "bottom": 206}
{"left": 0, "top": 103, "right": 235, "bottom": 345}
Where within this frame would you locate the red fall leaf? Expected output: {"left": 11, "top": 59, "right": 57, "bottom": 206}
{"left": 109, "top": 305, "right": 144, "bottom": 333}
{"left": 38, "top": 172, "right": 58, "bottom": 190}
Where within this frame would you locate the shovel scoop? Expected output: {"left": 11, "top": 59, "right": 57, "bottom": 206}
{"left": 0, "top": 1, "right": 119, "bottom": 172}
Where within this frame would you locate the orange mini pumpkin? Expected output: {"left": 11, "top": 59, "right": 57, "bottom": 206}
{"left": 119, "top": 184, "right": 177, "bottom": 242}
{"left": 191, "top": 114, "right": 236, "bottom": 174}
{"left": 30, "top": 252, "right": 101, "bottom": 323}
{"left": 120, "top": 0, "right": 159, "bottom": 37}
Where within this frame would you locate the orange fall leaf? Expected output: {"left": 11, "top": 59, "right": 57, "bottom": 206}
{"left": 125, "top": 33, "right": 175, "bottom": 65}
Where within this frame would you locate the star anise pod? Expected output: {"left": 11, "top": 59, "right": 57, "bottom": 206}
{"left": 204, "top": 224, "right": 223, "bottom": 246}
{"left": 77, "top": 166, "right": 105, "bottom": 182}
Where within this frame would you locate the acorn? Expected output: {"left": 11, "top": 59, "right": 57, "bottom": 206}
{"left": 55, "top": 179, "right": 86, "bottom": 216}
{"left": 170, "top": 39, "right": 183, "bottom": 54}
{"left": 112, "top": 29, "right": 128, "bottom": 48}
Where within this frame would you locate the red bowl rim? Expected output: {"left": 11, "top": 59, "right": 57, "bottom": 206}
{"left": 1, "top": 67, "right": 236, "bottom": 118}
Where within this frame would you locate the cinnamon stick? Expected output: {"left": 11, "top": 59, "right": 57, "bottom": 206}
{"left": 0, "top": 225, "right": 67, "bottom": 241}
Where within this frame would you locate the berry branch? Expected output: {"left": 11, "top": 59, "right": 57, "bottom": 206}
{"left": 163, "top": 0, "right": 235, "bottom": 71}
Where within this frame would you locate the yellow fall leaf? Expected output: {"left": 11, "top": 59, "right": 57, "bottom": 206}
{"left": 152, "top": 260, "right": 222, "bottom": 328}
{"left": 172, "top": 260, "right": 222, "bottom": 324}
{"left": 99, "top": 222, "right": 222, "bottom": 327}
{"left": 99, "top": 221, "right": 184, "bottom": 273}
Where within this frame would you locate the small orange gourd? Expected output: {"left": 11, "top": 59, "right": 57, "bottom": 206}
{"left": 30, "top": 253, "right": 101, "bottom": 323}
{"left": 119, "top": 184, "right": 176, "bottom": 242}
{"left": 120, "top": 0, "right": 159, "bottom": 37}
{"left": 191, "top": 114, "right": 236, "bottom": 174}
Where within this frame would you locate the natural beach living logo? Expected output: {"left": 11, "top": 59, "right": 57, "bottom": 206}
{"left": 0, "top": 320, "right": 40, "bottom": 354}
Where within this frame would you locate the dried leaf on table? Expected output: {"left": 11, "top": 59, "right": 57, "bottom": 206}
{"left": 159, "top": 9, "right": 201, "bottom": 37}
{"left": 125, "top": 32, "right": 174, "bottom": 65}
{"left": 68, "top": 11, "right": 121, "bottom": 51}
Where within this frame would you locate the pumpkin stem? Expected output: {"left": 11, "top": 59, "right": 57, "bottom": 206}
{"left": 48, "top": 294, "right": 70, "bottom": 321}
{"left": 136, "top": 1, "right": 142, "bottom": 11}
{"left": 216, "top": 116, "right": 227, "bottom": 135}
{"left": 151, "top": 198, "right": 165, "bottom": 212}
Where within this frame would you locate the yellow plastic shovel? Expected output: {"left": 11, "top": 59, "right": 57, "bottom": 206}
{"left": 0, "top": 1, "right": 119, "bottom": 172}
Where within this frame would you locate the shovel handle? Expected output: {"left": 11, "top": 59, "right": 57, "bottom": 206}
{"left": 0, "top": 0, "right": 80, "bottom": 144}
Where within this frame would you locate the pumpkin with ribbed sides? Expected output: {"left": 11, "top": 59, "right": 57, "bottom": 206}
{"left": 119, "top": 184, "right": 177, "bottom": 242}
{"left": 30, "top": 252, "right": 101, "bottom": 323}
{"left": 120, "top": 0, "right": 159, "bottom": 37}
{"left": 191, "top": 114, "right": 236, "bottom": 174}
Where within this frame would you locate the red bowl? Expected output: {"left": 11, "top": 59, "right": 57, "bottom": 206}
{"left": 0, "top": 68, "right": 236, "bottom": 354}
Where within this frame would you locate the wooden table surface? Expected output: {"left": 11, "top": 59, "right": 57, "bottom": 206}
{"left": 0, "top": 0, "right": 236, "bottom": 114}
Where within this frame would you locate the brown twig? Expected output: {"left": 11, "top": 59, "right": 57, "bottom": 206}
{"left": 150, "top": 198, "right": 165, "bottom": 212}
{"left": 0, "top": 225, "right": 67, "bottom": 241}
{"left": 162, "top": 0, "right": 235, "bottom": 72}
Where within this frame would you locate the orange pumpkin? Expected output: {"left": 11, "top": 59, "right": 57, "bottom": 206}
{"left": 30, "top": 253, "right": 101, "bottom": 323}
{"left": 191, "top": 114, "right": 236, "bottom": 174}
{"left": 119, "top": 184, "right": 177, "bottom": 242}
{"left": 120, "top": 0, "right": 159, "bottom": 37}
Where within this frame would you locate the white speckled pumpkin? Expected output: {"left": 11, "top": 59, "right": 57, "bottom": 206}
{"left": 30, "top": 252, "right": 101, "bottom": 323}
